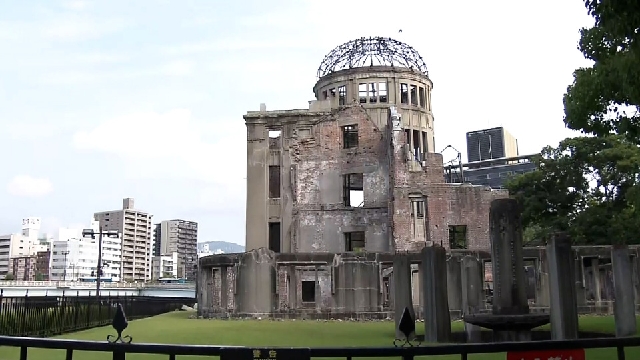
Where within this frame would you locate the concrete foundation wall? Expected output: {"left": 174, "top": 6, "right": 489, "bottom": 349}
{"left": 198, "top": 246, "right": 640, "bottom": 319}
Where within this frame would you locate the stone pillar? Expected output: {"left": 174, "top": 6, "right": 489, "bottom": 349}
{"left": 288, "top": 266, "right": 298, "bottom": 310}
{"left": 421, "top": 246, "right": 451, "bottom": 343}
{"left": 574, "top": 254, "right": 587, "bottom": 307}
{"left": 335, "top": 256, "right": 380, "bottom": 315}
{"left": 547, "top": 234, "right": 578, "bottom": 340}
{"left": 461, "top": 256, "right": 483, "bottom": 343}
{"left": 314, "top": 266, "right": 321, "bottom": 313}
{"left": 245, "top": 122, "right": 268, "bottom": 251}
{"left": 535, "top": 255, "right": 550, "bottom": 307}
{"left": 220, "top": 266, "right": 229, "bottom": 315}
{"left": 632, "top": 252, "right": 640, "bottom": 306}
{"left": 235, "top": 248, "right": 276, "bottom": 315}
{"left": 489, "top": 199, "right": 528, "bottom": 315}
{"left": 393, "top": 255, "right": 415, "bottom": 339}
{"left": 197, "top": 266, "right": 214, "bottom": 318}
{"left": 446, "top": 257, "right": 462, "bottom": 316}
{"left": 591, "top": 258, "right": 602, "bottom": 305}
{"left": 612, "top": 246, "right": 637, "bottom": 337}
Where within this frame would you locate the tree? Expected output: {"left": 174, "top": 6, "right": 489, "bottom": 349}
{"left": 4, "top": 273, "right": 15, "bottom": 281}
{"left": 35, "top": 273, "right": 45, "bottom": 281}
{"left": 564, "top": 0, "right": 640, "bottom": 140}
{"left": 508, "top": 1, "right": 640, "bottom": 245}
{"left": 507, "top": 135, "right": 640, "bottom": 245}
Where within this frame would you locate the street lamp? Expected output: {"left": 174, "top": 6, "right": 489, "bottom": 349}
{"left": 82, "top": 227, "right": 119, "bottom": 299}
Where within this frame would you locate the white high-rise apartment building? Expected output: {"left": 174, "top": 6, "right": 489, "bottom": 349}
{"left": 50, "top": 220, "right": 122, "bottom": 281}
{"left": 94, "top": 198, "right": 153, "bottom": 282}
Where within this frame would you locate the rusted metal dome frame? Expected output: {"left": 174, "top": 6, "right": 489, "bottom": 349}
{"left": 317, "top": 37, "right": 429, "bottom": 78}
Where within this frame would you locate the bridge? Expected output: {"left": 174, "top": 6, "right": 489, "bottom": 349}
{"left": 0, "top": 281, "right": 195, "bottom": 298}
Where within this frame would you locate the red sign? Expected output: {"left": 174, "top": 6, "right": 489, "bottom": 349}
{"left": 506, "top": 349, "right": 585, "bottom": 360}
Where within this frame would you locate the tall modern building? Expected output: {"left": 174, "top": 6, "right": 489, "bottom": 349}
{"left": 94, "top": 198, "right": 153, "bottom": 282}
{"left": 466, "top": 127, "right": 519, "bottom": 164}
{"left": 153, "top": 219, "right": 198, "bottom": 280}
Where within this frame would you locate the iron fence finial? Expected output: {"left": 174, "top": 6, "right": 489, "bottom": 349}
{"left": 107, "top": 303, "right": 132, "bottom": 344}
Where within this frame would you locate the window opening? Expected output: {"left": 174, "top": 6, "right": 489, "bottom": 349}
{"left": 338, "top": 85, "right": 347, "bottom": 105}
{"left": 358, "top": 83, "right": 367, "bottom": 104}
{"left": 412, "top": 130, "right": 421, "bottom": 161}
{"left": 301, "top": 281, "right": 315, "bottom": 302}
{"left": 369, "top": 83, "right": 377, "bottom": 103}
{"left": 268, "top": 130, "right": 281, "bottom": 138}
{"left": 330, "top": 88, "right": 336, "bottom": 98}
{"left": 379, "top": 82, "right": 388, "bottom": 103}
{"left": 419, "top": 87, "right": 426, "bottom": 108}
{"left": 343, "top": 173, "right": 364, "bottom": 207}
{"left": 268, "top": 222, "right": 281, "bottom": 253}
{"left": 268, "top": 166, "right": 281, "bottom": 198}
{"left": 410, "top": 85, "right": 418, "bottom": 106}
{"left": 322, "top": 90, "right": 328, "bottom": 100}
{"left": 345, "top": 231, "right": 365, "bottom": 251}
{"left": 448, "top": 225, "right": 468, "bottom": 249}
{"left": 400, "top": 83, "right": 409, "bottom": 104}
{"left": 342, "top": 125, "right": 358, "bottom": 149}
{"left": 411, "top": 200, "right": 425, "bottom": 218}
{"left": 422, "top": 132, "right": 428, "bottom": 155}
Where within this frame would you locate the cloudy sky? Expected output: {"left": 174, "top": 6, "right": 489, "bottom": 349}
{"left": 0, "top": 0, "right": 594, "bottom": 245}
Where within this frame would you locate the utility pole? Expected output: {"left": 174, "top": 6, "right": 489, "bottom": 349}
{"left": 97, "top": 228, "right": 103, "bottom": 298}
{"left": 83, "top": 227, "right": 118, "bottom": 301}
{"left": 62, "top": 251, "right": 70, "bottom": 281}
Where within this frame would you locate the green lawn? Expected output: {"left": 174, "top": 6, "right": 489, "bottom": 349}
{"left": 0, "top": 311, "right": 637, "bottom": 360}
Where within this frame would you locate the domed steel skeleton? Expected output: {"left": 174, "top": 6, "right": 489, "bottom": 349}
{"left": 317, "top": 37, "right": 429, "bottom": 78}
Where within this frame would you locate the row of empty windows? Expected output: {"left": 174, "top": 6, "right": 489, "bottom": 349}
{"left": 399, "top": 83, "right": 428, "bottom": 108}
{"left": 268, "top": 223, "right": 467, "bottom": 257}
{"left": 320, "top": 82, "right": 428, "bottom": 108}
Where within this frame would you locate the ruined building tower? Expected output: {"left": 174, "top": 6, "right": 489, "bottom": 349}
{"left": 244, "top": 37, "right": 506, "bottom": 253}
{"left": 198, "top": 37, "right": 507, "bottom": 318}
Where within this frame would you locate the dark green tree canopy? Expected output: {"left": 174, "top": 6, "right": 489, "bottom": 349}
{"left": 510, "top": 1, "right": 640, "bottom": 245}
{"left": 564, "top": 0, "right": 640, "bottom": 140}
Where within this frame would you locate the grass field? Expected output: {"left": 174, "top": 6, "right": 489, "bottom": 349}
{"left": 0, "top": 311, "right": 637, "bottom": 360}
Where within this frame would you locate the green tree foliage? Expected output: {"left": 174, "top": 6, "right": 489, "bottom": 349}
{"left": 4, "top": 273, "right": 15, "bottom": 280}
{"left": 507, "top": 136, "right": 640, "bottom": 245}
{"left": 564, "top": 0, "right": 640, "bottom": 140}
{"left": 508, "top": 1, "right": 640, "bottom": 245}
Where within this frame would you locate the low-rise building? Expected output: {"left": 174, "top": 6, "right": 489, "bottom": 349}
{"left": 151, "top": 252, "right": 178, "bottom": 280}
{"left": 36, "top": 250, "right": 50, "bottom": 280}
{"left": 11, "top": 256, "right": 37, "bottom": 281}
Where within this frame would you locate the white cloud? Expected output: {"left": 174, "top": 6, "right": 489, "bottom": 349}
{"left": 72, "top": 109, "right": 246, "bottom": 209}
{"left": 160, "top": 60, "right": 195, "bottom": 76}
{"left": 43, "top": 18, "right": 128, "bottom": 42}
{"left": 6, "top": 175, "right": 54, "bottom": 198}
{"left": 62, "top": 0, "right": 88, "bottom": 11}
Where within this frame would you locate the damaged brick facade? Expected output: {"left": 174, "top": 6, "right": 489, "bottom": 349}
{"left": 198, "top": 41, "right": 508, "bottom": 318}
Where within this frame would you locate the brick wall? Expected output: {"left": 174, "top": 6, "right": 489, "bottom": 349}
{"left": 390, "top": 120, "right": 508, "bottom": 252}
{"left": 291, "top": 105, "right": 391, "bottom": 253}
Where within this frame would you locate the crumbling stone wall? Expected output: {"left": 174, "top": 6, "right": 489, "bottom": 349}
{"left": 292, "top": 105, "right": 391, "bottom": 253}
{"left": 390, "top": 117, "right": 508, "bottom": 251}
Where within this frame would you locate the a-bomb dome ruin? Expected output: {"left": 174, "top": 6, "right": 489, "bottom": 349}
{"left": 197, "top": 37, "right": 509, "bottom": 320}
{"left": 316, "top": 36, "right": 429, "bottom": 78}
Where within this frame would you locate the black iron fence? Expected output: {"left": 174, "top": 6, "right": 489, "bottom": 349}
{"left": 0, "top": 304, "right": 635, "bottom": 360}
{"left": 0, "top": 292, "right": 193, "bottom": 337}
{"left": 0, "top": 331, "right": 637, "bottom": 360}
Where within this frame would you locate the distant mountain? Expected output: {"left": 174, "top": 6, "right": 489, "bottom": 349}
{"left": 198, "top": 241, "right": 245, "bottom": 254}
